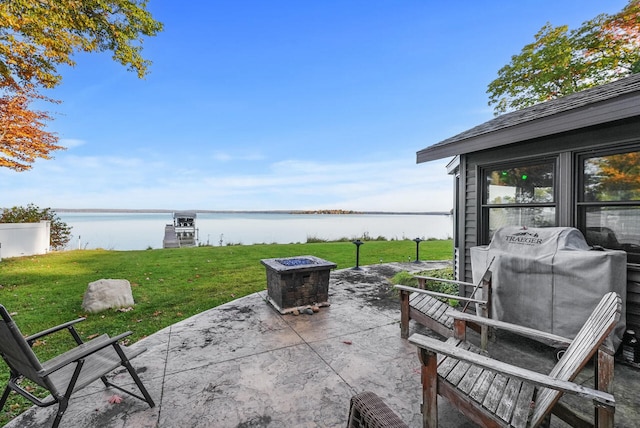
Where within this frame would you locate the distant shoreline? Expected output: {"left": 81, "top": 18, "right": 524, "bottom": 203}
{"left": 53, "top": 208, "right": 451, "bottom": 216}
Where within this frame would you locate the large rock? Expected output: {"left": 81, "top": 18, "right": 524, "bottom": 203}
{"left": 82, "top": 279, "right": 135, "bottom": 313}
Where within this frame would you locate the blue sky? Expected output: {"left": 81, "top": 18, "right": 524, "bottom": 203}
{"left": 0, "top": 1, "right": 629, "bottom": 212}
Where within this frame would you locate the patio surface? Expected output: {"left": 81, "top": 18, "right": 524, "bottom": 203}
{"left": 5, "top": 261, "right": 640, "bottom": 427}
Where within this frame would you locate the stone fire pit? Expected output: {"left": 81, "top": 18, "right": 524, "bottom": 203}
{"left": 260, "top": 255, "right": 337, "bottom": 314}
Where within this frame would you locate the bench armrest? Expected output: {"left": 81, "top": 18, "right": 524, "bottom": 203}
{"left": 446, "top": 310, "right": 572, "bottom": 347}
{"left": 395, "top": 285, "right": 487, "bottom": 305}
{"left": 408, "top": 333, "right": 614, "bottom": 407}
{"left": 413, "top": 275, "right": 478, "bottom": 287}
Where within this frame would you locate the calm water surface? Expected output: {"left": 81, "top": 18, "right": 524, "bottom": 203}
{"left": 58, "top": 212, "right": 453, "bottom": 251}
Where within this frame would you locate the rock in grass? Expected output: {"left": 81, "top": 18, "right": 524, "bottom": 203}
{"left": 82, "top": 279, "right": 135, "bottom": 313}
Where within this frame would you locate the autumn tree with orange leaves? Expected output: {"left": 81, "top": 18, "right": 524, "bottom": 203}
{"left": 0, "top": 93, "right": 62, "bottom": 171}
{"left": 488, "top": 0, "right": 640, "bottom": 114}
{"left": 0, "top": 0, "right": 162, "bottom": 171}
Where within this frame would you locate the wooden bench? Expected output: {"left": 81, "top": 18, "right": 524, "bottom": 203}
{"left": 409, "top": 291, "right": 621, "bottom": 428}
{"left": 396, "top": 266, "right": 492, "bottom": 348}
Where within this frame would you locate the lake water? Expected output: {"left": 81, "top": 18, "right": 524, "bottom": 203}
{"left": 57, "top": 212, "right": 453, "bottom": 251}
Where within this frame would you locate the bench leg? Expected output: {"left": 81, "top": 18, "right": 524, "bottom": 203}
{"left": 453, "top": 318, "right": 466, "bottom": 341}
{"left": 400, "top": 290, "right": 410, "bottom": 339}
{"left": 595, "top": 350, "right": 615, "bottom": 428}
{"left": 418, "top": 348, "right": 438, "bottom": 428}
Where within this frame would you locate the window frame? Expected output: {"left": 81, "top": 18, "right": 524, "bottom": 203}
{"left": 479, "top": 157, "right": 559, "bottom": 244}
{"left": 576, "top": 144, "right": 640, "bottom": 265}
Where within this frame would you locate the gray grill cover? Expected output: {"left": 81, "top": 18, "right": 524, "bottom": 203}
{"left": 471, "top": 226, "right": 627, "bottom": 350}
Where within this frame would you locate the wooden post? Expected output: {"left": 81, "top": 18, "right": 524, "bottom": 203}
{"left": 595, "top": 349, "right": 615, "bottom": 428}
{"left": 453, "top": 318, "right": 466, "bottom": 342}
{"left": 480, "top": 276, "right": 491, "bottom": 350}
{"left": 418, "top": 277, "right": 426, "bottom": 289}
{"left": 418, "top": 348, "right": 438, "bottom": 428}
{"left": 400, "top": 290, "right": 410, "bottom": 339}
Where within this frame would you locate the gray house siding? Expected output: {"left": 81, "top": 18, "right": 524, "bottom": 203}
{"left": 457, "top": 119, "right": 640, "bottom": 330}
{"left": 462, "top": 159, "right": 477, "bottom": 290}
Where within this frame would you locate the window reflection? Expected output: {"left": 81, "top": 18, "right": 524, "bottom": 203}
{"left": 585, "top": 206, "right": 640, "bottom": 263}
{"left": 581, "top": 149, "right": 640, "bottom": 264}
{"left": 584, "top": 152, "right": 640, "bottom": 202}
{"left": 486, "top": 164, "right": 554, "bottom": 205}
{"left": 488, "top": 207, "right": 556, "bottom": 238}
{"left": 482, "top": 160, "right": 557, "bottom": 243}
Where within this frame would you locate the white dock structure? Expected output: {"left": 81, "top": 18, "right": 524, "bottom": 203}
{"left": 162, "top": 211, "right": 198, "bottom": 248}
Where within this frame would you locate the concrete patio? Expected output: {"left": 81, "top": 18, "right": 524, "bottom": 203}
{"left": 5, "top": 262, "right": 640, "bottom": 427}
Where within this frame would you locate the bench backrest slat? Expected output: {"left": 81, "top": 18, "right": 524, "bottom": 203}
{"left": 529, "top": 292, "right": 620, "bottom": 427}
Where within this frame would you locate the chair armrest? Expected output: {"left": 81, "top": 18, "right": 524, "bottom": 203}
{"left": 26, "top": 317, "right": 86, "bottom": 345}
{"left": 408, "top": 333, "right": 614, "bottom": 407}
{"left": 446, "top": 310, "right": 572, "bottom": 347}
{"left": 41, "top": 331, "right": 133, "bottom": 376}
{"left": 395, "top": 285, "right": 486, "bottom": 305}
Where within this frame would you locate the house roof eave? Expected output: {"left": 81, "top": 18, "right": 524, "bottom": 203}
{"left": 416, "top": 74, "right": 640, "bottom": 164}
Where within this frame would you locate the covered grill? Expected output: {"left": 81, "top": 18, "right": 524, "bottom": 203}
{"left": 471, "top": 226, "right": 627, "bottom": 349}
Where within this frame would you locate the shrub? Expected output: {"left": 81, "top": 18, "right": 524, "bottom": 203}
{"left": 390, "top": 271, "right": 419, "bottom": 287}
{"left": 415, "top": 267, "right": 456, "bottom": 295}
{"left": 391, "top": 266, "right": 458, "bottom": 306}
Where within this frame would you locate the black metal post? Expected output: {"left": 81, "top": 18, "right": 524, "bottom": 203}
{"left": 413, "top": 237, "right": 423, "bottom": 263}
{"left": 352, "top": 239, "right": 364, "bottom": 270}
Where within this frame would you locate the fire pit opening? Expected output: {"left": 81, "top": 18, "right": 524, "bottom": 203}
{"left": 276, "top": 257, "right": 316, "bottom": 267}
{"left": 261, "top": 255, "right": 337, "bottom": 314}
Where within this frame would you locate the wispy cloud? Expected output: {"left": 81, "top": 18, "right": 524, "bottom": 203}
{"left": 0, "top": 151, "right": 453, "bottom": 211}
{"left": 211, "top": 150, "right": 265, "bottom": 162}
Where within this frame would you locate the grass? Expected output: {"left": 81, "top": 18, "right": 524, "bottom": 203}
{"left": 0, "top": 239, "right": 452, "bottom": 425}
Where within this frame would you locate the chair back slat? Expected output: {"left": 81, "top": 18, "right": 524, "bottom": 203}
{"left": 529, "top": 292, "right": 620, "bottom": 427}
{"left": 0, "top": 305, "right": 46, "bottom": 387}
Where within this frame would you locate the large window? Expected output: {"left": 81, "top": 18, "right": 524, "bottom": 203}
{"left": 482, "top": 160, "right": 557, "bottom": 241}
{"left": 578, "top": 148, "right": 640, "bottom": 264}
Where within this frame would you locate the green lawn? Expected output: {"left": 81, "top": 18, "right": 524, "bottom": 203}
{"left": 0, "top": 239, "right": 452, "bottom": 425}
